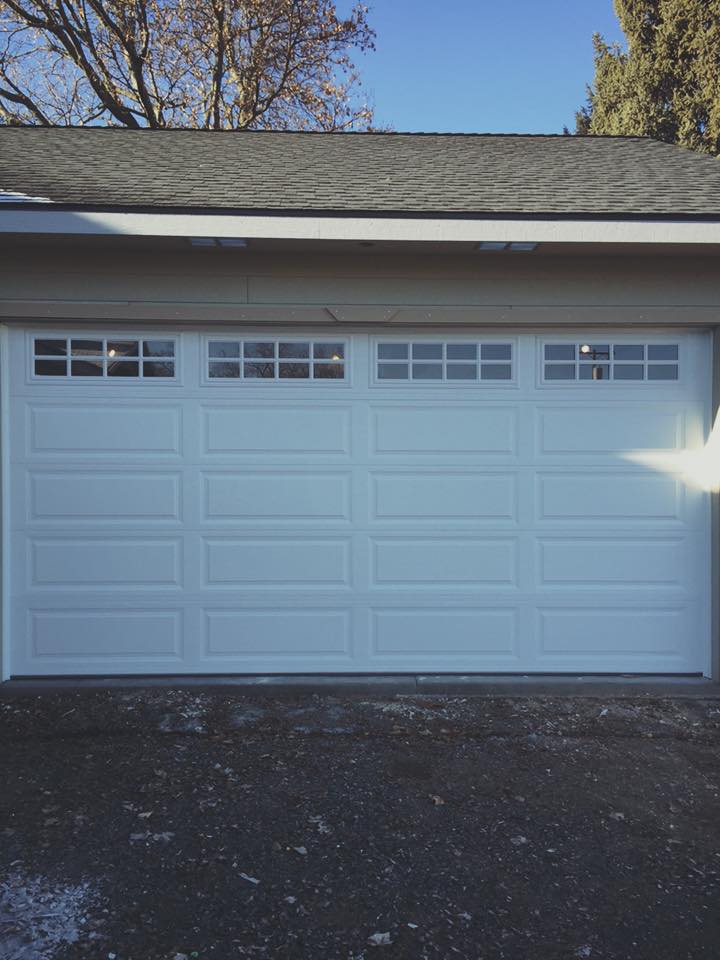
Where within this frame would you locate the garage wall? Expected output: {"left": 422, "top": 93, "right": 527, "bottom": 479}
{"left": 1, "top": 243, "right": 720, "bottom": 325}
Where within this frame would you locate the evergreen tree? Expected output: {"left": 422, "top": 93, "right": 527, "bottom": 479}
{"left": 576, "top": 0, "right": 720, "bottom": 155}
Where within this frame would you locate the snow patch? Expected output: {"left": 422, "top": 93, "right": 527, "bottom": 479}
{"left": 0, "top": 871, "right": 96, "bottom": 959}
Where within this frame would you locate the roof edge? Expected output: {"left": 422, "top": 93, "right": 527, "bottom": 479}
{"left": 3, "top": 203, "right": 720, "bottom": 223}
{"left": 0, "top": 125, "right": 657, "bottom": 139}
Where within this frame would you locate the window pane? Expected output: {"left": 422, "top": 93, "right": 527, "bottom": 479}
{"left": 71, "top": 359, "right": 103, "bottom": 377}
{"left": 107, "top": 341, "right": 139, "bottom": 358}
{"left": 108, "top": 361, "right": 139, "bottom": 377}
{"left": 613, "top": 364, "right": 644, "bottom": 380}
{"left": 279, "top": 342, "right": 309, "bottom": 359}
{"left": 209, "top": 341, "right": 239, "bottom": 358}
{"left": 545, "top": 344, "right": 574, "bottom": 361}
{"left": 481, "top": 343, "right": 511, "bottom": 361}
{"left": 412, "top": 343, "right": 442, "bottom": 360}
{"left": 446, "top": 363, "right": 477, "bottom": 380}
{"left": 313, "top": 343, "right": 344, "bottom": 360}
{"left": 35, "top": 339, "right": 66, "bottom": 357}
{"left": 648, "top": 364, "right": 679, "bottom": 381}
{"left": 545, "top": 364, "right": 575, "bottom": 380}
{"left": 481, "top": 363, "right": 512, "bottom": 380}
{"left": 579, "top": 364, "right": 610, "bottom": 380}
{"left": 378, "top": 362, "right": 408, "bottom": 379}
{"left": 313, "top": 363, "right": 344, "bottom": 379}
{"left": 244, "top": 362, "right": 275, "bottom": 378}
{"left": 71, "top": 339, "right": 102, "bottom": 356}
{"left": 648, "top": 345, "right": 678, "bottom": 361}
{"left": 378, "top": 343, "right": 408, "bottom": 360}
{"left": 209, "top": 361, "right": 239, "bottom": 379}
{"left": 446, "top": 344, "right": 476, "bottom": 360}
{"left": 613, "top": 345, "right": 644, "bottom": 361}
{"left": 412, "top": 363, "right": 443, "bottom": 379}
{"left": 35, "top": 359, "right": 66, "bottom": 376}
{"left": 143, "top": 361, "right": 175, "bottom": 378}
{"left": 579, "top": 345, "right": 610, "bottom": 361}
{"left": 143, "top": 339, "right": 175, "bottom": 358}
{"left": 244, "top": 341, "right": 275, "bottom": 359}
{"left": 279, "top": 362, "right": 310, "bottom": 379}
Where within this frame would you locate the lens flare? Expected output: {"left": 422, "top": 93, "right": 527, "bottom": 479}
{"left": 622, "top": 410, "right": 720, "bottom": 492}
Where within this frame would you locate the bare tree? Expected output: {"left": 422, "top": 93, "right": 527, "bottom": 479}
{"left": 0, "top": 0, "right": 375, "bottom": 129}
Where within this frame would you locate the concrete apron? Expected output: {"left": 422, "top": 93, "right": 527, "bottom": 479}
{"left": 1, "top": 674, "right": 719, "bottom": 699}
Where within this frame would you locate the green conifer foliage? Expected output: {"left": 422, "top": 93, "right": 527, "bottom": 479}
{"left": 576, "top": 0, "right": 720, "bottom": 155}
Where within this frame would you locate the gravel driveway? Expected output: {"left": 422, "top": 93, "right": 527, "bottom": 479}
{"left": 1, "top": 691, "right": 719, "bottom": 960}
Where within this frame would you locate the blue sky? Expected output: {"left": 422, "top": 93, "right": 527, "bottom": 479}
{"left": 357, "top": 0, "right": 625, "bottom": 133}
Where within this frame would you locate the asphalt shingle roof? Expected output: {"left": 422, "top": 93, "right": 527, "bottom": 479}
{"left": 1, "top": 127, "right": 719, "bottom": 217}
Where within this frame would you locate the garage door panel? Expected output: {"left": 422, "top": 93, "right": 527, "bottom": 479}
{"left": 28, "top": 471, "right": 182, "bottom": 522}
{"left": 204, "top": 472, "right": 351, "bottom": 522}
{"left": 28, "top": 609, "right": 183, "bottom": 659}
{"left": 204, "top": 537, "right": 351, "bottom": 587}
{"left": 30, "top": 537, "right": 182, "bottom": 588}
{"left": 372, "top": 405, "right": 517, "bottom": 456}
{"left": 537, "top": 538, "right": 686, "bottom": 588}
{"left": 373, "top": 472, "right": 516, "bottom": 521}
{"left": 538, "top": 472, "right": 682, "bottom": 522}
{"left": 537, "top": 406, "right": 683, "bottom": 455}
{"left": 372, "top": 608, "right": 517, "bottom": 657}
{"left": 538, "top": 607, "right": 692, "bottom": 658}
{"left": 371, "top": 537, "right": 517, "bottom": 586}
{"left": 203, "top": 609, "right": 351, "bottom": 657}
{"left": 27, "top": 403, "right": 182, "bottom": 456}
{"left": 204, "top": 404, "right": 351, "bottom": 456}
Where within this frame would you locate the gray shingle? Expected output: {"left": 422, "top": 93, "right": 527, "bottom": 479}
{"left": 1, "top": 127, "right": 719, "bottom": 217}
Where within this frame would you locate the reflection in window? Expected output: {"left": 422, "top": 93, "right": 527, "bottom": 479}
{"left": 377, "top": 342, "right": 513, "bottom": 382}
{"left": 207, "top": 340, "right": 346, "bottom": 380}
{"left": 543, "top": 343, "right": 679, "bottom": 382}
{"left": 34, "top": 337, "right": 175, "bottom": 378}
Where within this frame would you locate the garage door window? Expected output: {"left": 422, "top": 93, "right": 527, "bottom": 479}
{"left": 207, "top": 340, "right": 346, "bottom": 380}
{"left": 377, "top": 342, "right": 513, "bottom": 381}
{"left": 33, "top": 337, "right": 176, "bottom": 378}
{"left": 543, "top": 343, "right": 679, "bottom": 382}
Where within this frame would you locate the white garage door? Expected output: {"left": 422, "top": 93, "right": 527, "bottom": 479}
{"left": 7, "top": 328, "right": 711, "bottom": 677}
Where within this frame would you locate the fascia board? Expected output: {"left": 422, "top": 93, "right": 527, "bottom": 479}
{"left": 2, "top": 209, "right": 720, "bottom": 244}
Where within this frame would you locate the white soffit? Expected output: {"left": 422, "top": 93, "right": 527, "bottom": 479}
{"left": 2, "top": 209, "right": 720, "bottom": 245}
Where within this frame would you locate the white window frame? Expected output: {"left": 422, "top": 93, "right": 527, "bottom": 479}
{"left": 538, "top": 336, "right": 685, "bottom": 388}
{"left": 371, "top": 336, "right": 518, "bottom": 388}
{"left": 202, "top": 335, "right": 350, "bottom": 387}
{"left": 28, "top": 331, "right": 180, "bottom": 384}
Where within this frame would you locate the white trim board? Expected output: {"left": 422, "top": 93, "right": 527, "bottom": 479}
{"left": 3, "top": 210, "right": 720, "bottom": 245}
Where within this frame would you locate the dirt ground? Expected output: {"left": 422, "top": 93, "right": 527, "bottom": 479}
{"left": 1, "top": 691, "right": 719, "bottom": 960}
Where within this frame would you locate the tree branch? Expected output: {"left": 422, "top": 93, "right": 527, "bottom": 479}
{"left": 0, "top": 76, "right": 51, "bottom": 122}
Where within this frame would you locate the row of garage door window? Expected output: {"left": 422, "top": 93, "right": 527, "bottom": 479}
{"left": 32, "top": 337, "right": 680, "bottom": 383}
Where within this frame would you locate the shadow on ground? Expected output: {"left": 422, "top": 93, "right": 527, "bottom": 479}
{"left": 1, "top": 692, "right": 719, "bottom": 959}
